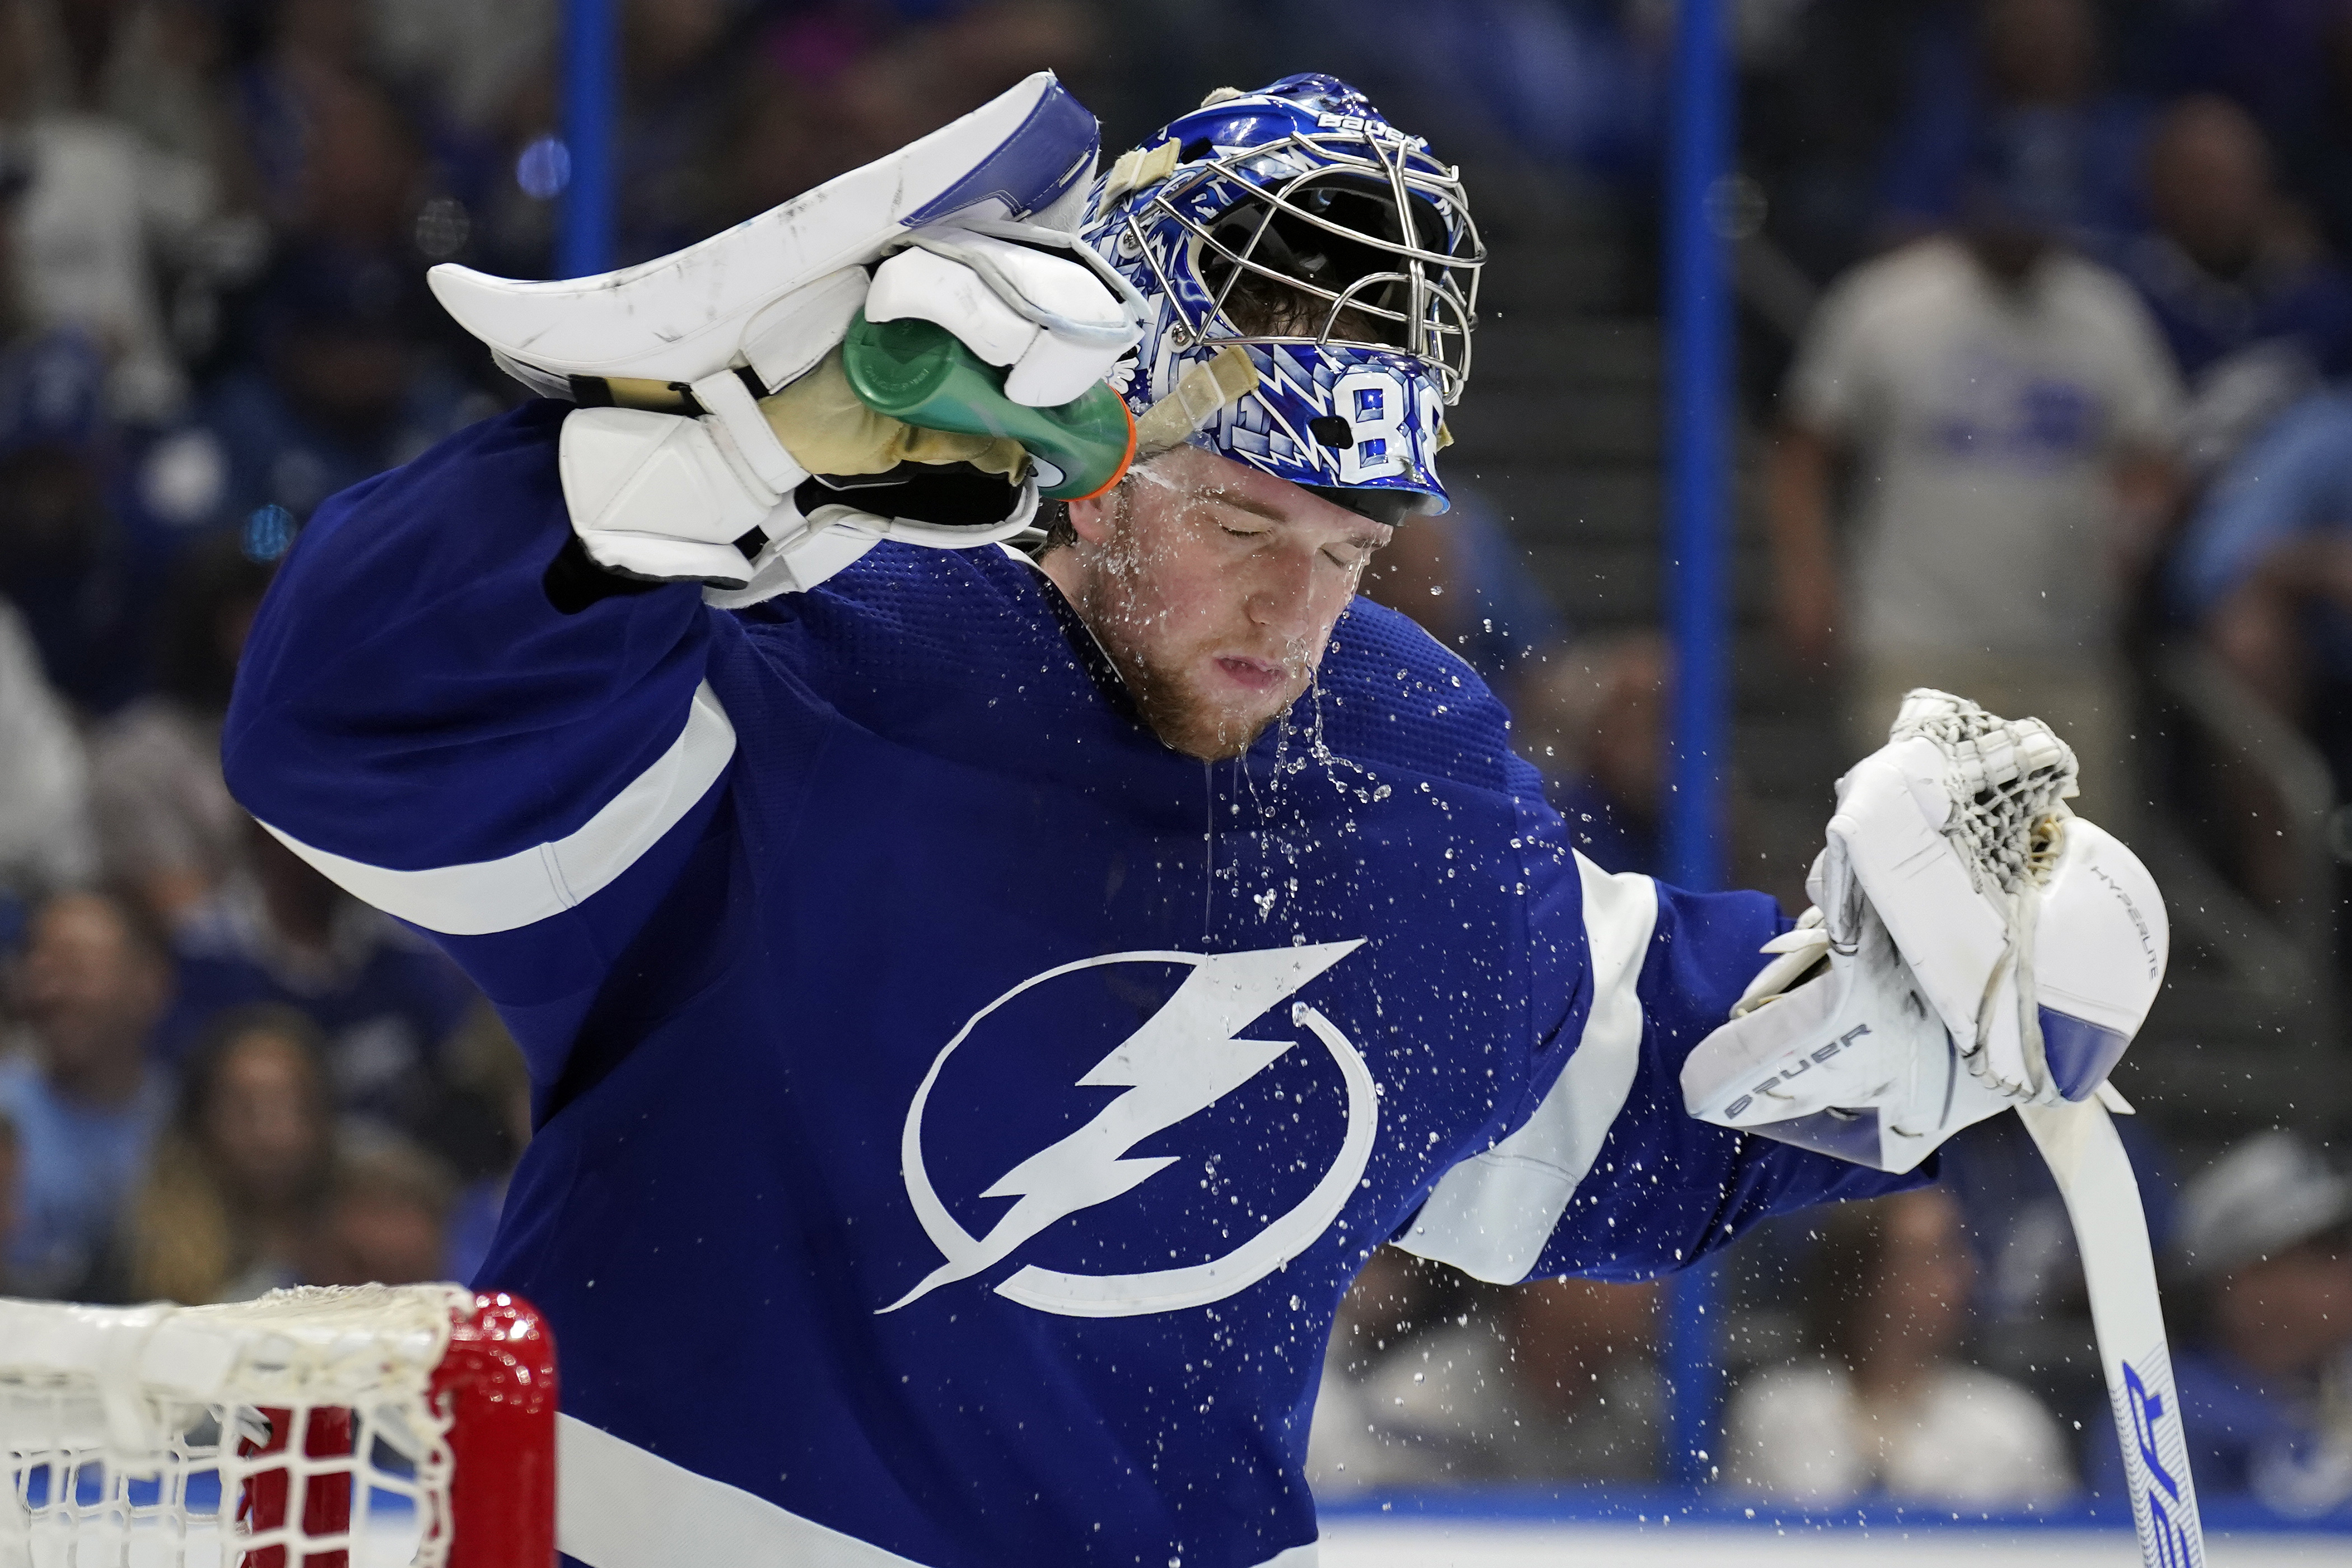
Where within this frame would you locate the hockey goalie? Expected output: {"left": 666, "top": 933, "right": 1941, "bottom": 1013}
{"left": 214, "top": 72, "right": 2172, "bottom": 1568}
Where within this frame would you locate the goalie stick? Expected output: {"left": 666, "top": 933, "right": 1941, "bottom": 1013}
{"left": 1850, "top": 693, "right": 2200, "bottom": 1564}
{"left": 1915, "top": 689, "right": 2204, "bottom": 1567}
{"left": 1683, "top": 690, "right": 2196, "bottom": 1563}
{"left": 2019, "top": 1094, "right": 2204, "bottom": 1566}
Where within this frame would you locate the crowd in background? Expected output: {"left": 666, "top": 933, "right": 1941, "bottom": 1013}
{"left": 0, "top": 0, "right": 1143, "bottom": 1319}
{"left": 0, "top": 0, "right": 2348, "bottom": 1528}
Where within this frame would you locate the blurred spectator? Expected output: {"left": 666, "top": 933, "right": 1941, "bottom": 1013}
{"left": 1940, "top": 1105, "right": 2176, "bottom": 1332}
{"left": 2165, "top": 0, "right": 2352, "bottom": 153}
{"left": 62, "top": 1, "right": 274, "bottom": 384}
{"left": 1361, "top": 492, "right": 1570, "bottom": 705}
{"left": 604, "top": 0, "right": 753, "bottom": 262}
{"left": 1256, "top": 0, "right": 1662, "bottom": 200}
{"left": 439, "top": 1002, "right": 531, "bottom": 1285}
{"left": 2175, "top": 389, "right": 2352, "bottom": 784}
{"left": 1309, "top": 1247, "right": 1471, "bottom": 1489}
{"left": 2279, "top": 3, "right": 2352, "bottom": 267}
{"left": 1514, "top": 631, "right": 1668, "bottom": 875}
{"left": 3, "top": 0, "right": 222, "bottom": 421}
{"left": 117, "top": 1004, "right": 332, "bottom": 1303}
{"left": 2168, "top": 381, "right": 2352, "bottom": 900}
{"left": 237, "top": 1, "right": 414, "bottom": 246}
{"left": 0, "top": 174, "right": 153, "bottom": 712}
{"left": 163, "top": 823, "right": 478, "bottom": 1135}
{"left": 1725, "top": 1186, "right": 2074, "bottom": 1506}
{"left": 1877, "top": 0, "right": 2155, "bottom": 250}
{"left": 1356, "top": 493, "right": 1672, "bottom": 872}
{"left": 712, "top": 1, "right": 1109, "bottom": 247}
{"left": 99, "top": 1, "right": 269, "bottom": 211}
{"left": 1767, "top": 157, "right": 2182, "bottom": 824}
{"left": 185, "top": 3, "right": 489, "bottom": 522}
{"left": 88, "top": 531, "right": 272, "bottom": 922}
{"left": 203, "top": 242, "right": 480, "bottom": 528}
{"left": 1743, "top": 0, "right": 1959, "bottom": 287}
{"left": 0, "top": 890, "right": 174, "bottom": 1298}
{"left": 2099, "top": 1131, "right": 2352, "bottom": 1515}
{"left": 372, "top": 0, "right": 554, "bottom": 136}
{"left": 302, "top": 1133, "right": 455, "bottom": 1287}
{"left": 0, "top": 594, "right": 96, "bottom": 895}
{"left": 0, "top": 1107, "right": 17, "bottom": 1294}
{"left": 1311, "top": 1251, "right": 1660, "bottom": 1488}
{"left": 2115, "top": 95, "right": 2352, "bottom": 478}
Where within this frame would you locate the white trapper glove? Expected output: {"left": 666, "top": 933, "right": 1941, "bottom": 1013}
{"left": 548, "top": 223, "right": 1139, "bottom": 603}
{"left": 429, "top": 72, "right": 1100, "bottom": 394}
{"left": 554, "top": 344, "right": 1045, "bottom": 602}
{"left": 425, "top": 72, "right": 1140, "bottom": 604}
{"left": 1681, "top": 690, "right": 2169, "bottom": 1173}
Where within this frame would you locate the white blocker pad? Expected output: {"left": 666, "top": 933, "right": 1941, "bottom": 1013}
{"left": 1681, "top": 902, "right": 2014, "bottom": 1174}
{"left": 559, "top": 408, "right": 788, "bottom": 588}
{"left": 429, "top": 72, "right": 1099, "bottom": 392}
{"left": 559, "top": 403, "right": 1041, "bottom": 600}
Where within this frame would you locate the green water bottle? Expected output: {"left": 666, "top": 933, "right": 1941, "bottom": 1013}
{"left": 839, "top": 311, "right": 1136, "bottom": 501}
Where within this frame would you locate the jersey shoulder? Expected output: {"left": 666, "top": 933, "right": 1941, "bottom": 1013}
{"left": 1314, "top": 595, "right": 1522, "bottom": 795}
{"left": 738, "top": 540, "right": 1065, "bottom": 694}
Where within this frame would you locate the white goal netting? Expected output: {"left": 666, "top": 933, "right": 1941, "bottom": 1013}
{"left": 0, "top": 1285, "right": 475, "bottom": 1568}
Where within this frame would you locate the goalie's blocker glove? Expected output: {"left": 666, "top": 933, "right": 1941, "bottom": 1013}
{"left": 1681, "top": 690, "right": 2169, "bottom": 1173}
{"left": 426, "top": 72, "right": 1150, "bottom": 606}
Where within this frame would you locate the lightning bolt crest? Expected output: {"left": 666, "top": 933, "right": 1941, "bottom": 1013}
{"left": 883, "top": 940, "right": 1361, "bottom": 1312}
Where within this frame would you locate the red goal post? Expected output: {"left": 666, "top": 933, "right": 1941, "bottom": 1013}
{"left": 0, "top": 1285, "right": 556, "bottom": 1566}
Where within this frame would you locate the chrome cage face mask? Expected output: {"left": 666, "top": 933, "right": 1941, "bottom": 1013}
{"left": 1121, "top": 129, "right": 1483, "bottom": 404}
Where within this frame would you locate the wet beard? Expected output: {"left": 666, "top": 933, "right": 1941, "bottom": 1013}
{"left": 1106, "top": 635, "right": 1290, "bottom": 762}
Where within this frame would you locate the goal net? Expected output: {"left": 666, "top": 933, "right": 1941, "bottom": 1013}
{"left": 0, "top": 1285, "right": 554, "bottom": 1567}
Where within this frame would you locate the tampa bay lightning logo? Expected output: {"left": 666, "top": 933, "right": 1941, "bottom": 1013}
{"left": 883, "top": 941, "right": 1376, "bottom": 1318}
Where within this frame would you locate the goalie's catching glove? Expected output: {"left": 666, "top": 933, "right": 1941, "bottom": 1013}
{"left": 1681, "top": 689, "right": 2169, "bottom": 1173}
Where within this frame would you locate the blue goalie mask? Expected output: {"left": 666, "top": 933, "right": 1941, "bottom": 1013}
{"left": 1082, "top": 73, "right": 1482, "bottom": 521}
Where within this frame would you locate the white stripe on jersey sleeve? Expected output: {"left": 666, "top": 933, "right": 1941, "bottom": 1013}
{"left": 556, "top": 1416, "right": 1324, "bottom": 1568}
{"left": 256, "top": 681, "right": 735, "bottom": 937}
{"left": 1397, "top": 853, "right": 1659, "bottom": 1284}
{"left": 559, "top": 1415, "right": 917, "bottom": 1567}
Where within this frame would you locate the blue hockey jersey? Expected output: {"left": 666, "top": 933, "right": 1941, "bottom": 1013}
{"left": 223, "top": 402, "right": 1916, "bottom": 1568}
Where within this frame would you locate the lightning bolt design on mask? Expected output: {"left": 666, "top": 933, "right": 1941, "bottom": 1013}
{"left": 882, "top": 941, "right": 1361, "bottom": 1312}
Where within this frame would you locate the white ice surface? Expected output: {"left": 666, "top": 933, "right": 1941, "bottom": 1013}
{"left": 18, "top": 1509, "right": 2345, "bottom": 1565}
{"left": 1318, "top": 1519, "right": 2344, "bottom": 1566}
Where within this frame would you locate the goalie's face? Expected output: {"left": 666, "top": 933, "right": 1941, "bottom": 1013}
{"left": 1047, "top": 444, "right": 1391, "bottom": 761}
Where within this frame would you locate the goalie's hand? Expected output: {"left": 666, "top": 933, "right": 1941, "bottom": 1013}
{"left": 1681, "top": 689, "right": 2169, "bottom": 1172}
{"left": 554, "top": 222, "right": 1144, "bottom": 600}
{"left": 1821, "top": 692, "right": 2168, "bottom": 1104}
{"left": 426, "top": 73, "right": 1140, "bottom": 603}
{"left": 1679, "top": 900, "right": 2004, "bottom": 1174}
{"left": 553, "top": 227, "right": 1141, "bottom": 605}
{"left": 865, "top": 222, "right": 1145, "bottom": 408}
{"left": 558, "top": 347, "right": 1047, "bottom": 604}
